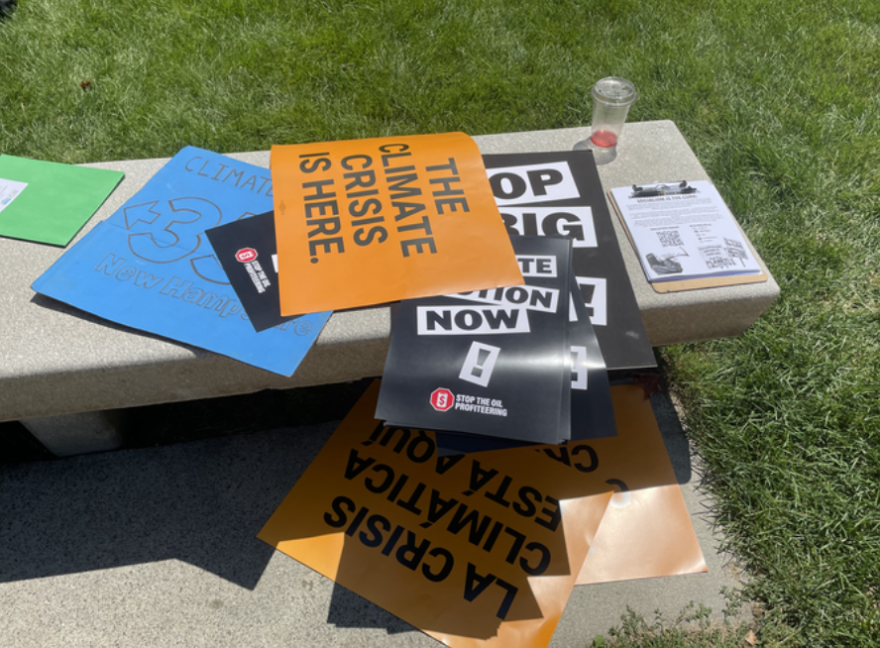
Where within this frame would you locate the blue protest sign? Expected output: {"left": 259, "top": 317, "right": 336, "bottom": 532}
{"left": 32, "top": 146, "right": 331, "bottom": 376}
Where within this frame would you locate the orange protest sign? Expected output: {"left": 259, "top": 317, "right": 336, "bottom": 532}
{"left": 270, "top": 133, "right": 523, "bottom": 314}
{"left": 572, "top": 385, "right": 707, "bottom": 584}
{"left": 427, "top": 385, "right": 706, "bottom": 586}
{"left": 258, "top": 381, "right": 613, "bottom": 648}
{"left": 578, "top": 485, "right": 707, "bottom": 585}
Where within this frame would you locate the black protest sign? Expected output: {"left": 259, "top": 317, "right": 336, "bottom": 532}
{"left": 431, "top": 275, "right": 616, "bottom": 455}
{"left": 427, "top": 266, "right": 619, "bottom": 454}
{"left": 568, "top": 274, "right": 617, "bottom": 440}
{"left": 205, "top": 211, "right": 299, "bottom": 332}
{"left": 483, "top": 150, "right": 656, "bottom": 376}
{"left": 376, "top": 236, "right": 573, "bottom": 445}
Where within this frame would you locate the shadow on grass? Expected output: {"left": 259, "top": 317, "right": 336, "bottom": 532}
{"left": 0, "top": 0, "right": 16, "bottom": 19}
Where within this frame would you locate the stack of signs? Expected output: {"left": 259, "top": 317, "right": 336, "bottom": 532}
{"left": 483, "top": 151, "right": 655, "bottom": 377}
{"left": 259, "top": 381, "right": 707, "bottom": 648}
{"left": 206, "top": 132, "right": 528, "bottom": 332}
{"left": 259, "top": 380, "right": 616, "bottom": 648}
{"left": 567, "top": 266, "right": 616, "bottom": 442}
{"left": 269, "top": 132, "right": 523, "bottom": 314}
{"left": 32, "top": 147, "right": 331, "bottom": 376}
{"left": 376, "top": 235, "right": 616, "bottom": 447}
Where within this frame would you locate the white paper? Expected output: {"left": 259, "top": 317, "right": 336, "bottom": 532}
{"left": 610, "top": 180, "right": 761, "bottom": 282}
{"left": 0, "top": 178, "right": 28, "bottom": 215}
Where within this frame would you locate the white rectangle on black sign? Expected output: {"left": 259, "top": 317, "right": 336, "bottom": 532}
{"left": 517, "top": 255, "right": 557, "bottom": 277}
{"left": 416, "top": 305, "right": 531, "bottom": 335}
{"left": 575, "top": 276, "right": 607, "bottom": 327}
{"left": 448, "top": 285, "right": 560, "bottom": 313}
{"left": 499, "top": 206, "right": 597, "bottom": 248}
{"left": 488, "top": 161, "right": 580, "bottom": 206}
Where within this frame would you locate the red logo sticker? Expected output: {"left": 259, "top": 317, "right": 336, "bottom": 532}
{"left": 430, "top": 388, "right": 455, "bottom": 412}
{"left": 236, "top": 248, "right": 258, "bottom": 263}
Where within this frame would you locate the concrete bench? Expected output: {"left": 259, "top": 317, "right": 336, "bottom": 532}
{"left": 0, "top": 121, "right": 779, "bottom": 455}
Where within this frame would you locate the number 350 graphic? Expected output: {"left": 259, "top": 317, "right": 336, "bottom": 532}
{"left": 123, "top": 197, "right": 254, "bottom": 285}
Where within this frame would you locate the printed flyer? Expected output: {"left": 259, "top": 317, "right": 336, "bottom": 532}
{"left": 271, "top": 132, "right": 523, "bottom": 314}
{"left": 32, "top": 147, "right": 331, "bottom": 376}
{"left": 609, "top": 180, "right": 762, "bottom": 283}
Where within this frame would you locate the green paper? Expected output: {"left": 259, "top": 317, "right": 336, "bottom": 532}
{"left": 0, "top": 155, "right": 124, "bottom": 246}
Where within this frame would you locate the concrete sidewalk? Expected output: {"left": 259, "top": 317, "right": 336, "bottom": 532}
{"left": 0, "top": 386, "right": 748, "bottom": 647}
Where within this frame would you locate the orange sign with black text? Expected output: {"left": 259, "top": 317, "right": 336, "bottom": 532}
{"left": 438, "top": 384, "right": 706, "bottom": 586}
{"left": 258, "top": 383, "right": 706, "bottom": 647}
{"left": 258, "top": 381, "right": 613, "bottom": 648}
{"left": 271, "top": 133, "right": 523, "bottom": 314}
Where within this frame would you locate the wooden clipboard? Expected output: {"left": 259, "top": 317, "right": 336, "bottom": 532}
{"left": 607, "top": 189, "right": 768, "bottom": 294}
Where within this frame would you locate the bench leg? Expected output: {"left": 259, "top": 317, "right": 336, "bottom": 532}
{"left": 19, "top": 411, "right": 125, "bottom": 457}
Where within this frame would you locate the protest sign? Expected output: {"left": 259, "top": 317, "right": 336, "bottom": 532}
{"left": 425, "top": 383, "right": 705, "bottom": 584}
{"left": 259, "top": 380, "right": 613, "bottom": 648}
{"left": 431, "top": 275, "right": 617, "bottom": 455}
{"left": 0, "top": 154, "right": 123, "bottom": 246}
{"left": 483, "top": 151, "right": 655, "bottom": 375}
{"left": 574, "top": 384, "right": 706, "bottom": 584}
{"left": 376, "top": 236, "right": 573, "bottom": 444}
{"left": 567, "top": 274, "right": 616, "bottom": 441}
{"left": 32, "top": 147, "right": 331, "bottom": 376}
{"left": 206, "top": 211, "right": 298, "bottom": 332}
{"left": 271, "top": 132, "right": 522, "bottom": 314}
{"left": 578, "top": 485, "right": 706, "bottom": 584}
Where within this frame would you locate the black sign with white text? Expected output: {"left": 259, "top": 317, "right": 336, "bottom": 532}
{"left": 431, "top": 275, "right": 617, "bottom": 455}
{"left": 206, "top": 211, "right": 298, "bottom": 333}
{"left": 483, "top": 150, "right": 655, "bottom": 375}
{"left": 377, "top": 236, "right": 573, "bottom": 445}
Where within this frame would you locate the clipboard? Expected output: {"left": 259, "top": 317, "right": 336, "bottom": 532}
{"left": 607, "top": 187, "right": 768, "bottom": 294}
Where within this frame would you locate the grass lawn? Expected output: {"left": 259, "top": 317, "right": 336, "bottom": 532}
{"left": 2, "top": 0, "right": 879, "bottom": 645}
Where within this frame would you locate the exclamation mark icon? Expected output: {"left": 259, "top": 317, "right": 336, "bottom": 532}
{"left": 459, "top": 342, "right": 501, "bottom": 387}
